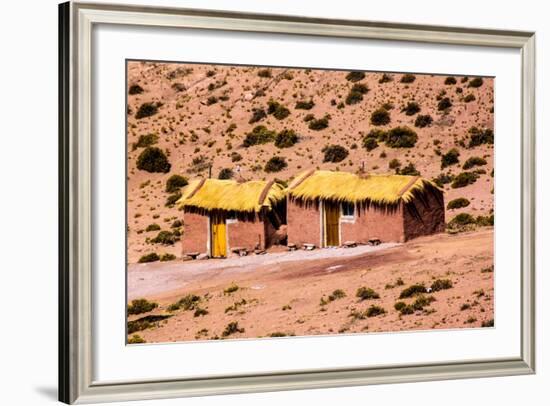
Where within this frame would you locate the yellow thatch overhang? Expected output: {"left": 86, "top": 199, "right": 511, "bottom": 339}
{"left": 177, "top": 178, "right": 286, "bottom": 217}
{"left": 288, "top": 170, "right": 442, "bottom": 208}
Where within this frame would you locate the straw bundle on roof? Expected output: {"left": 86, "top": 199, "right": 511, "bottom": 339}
{"left": 177, "top": 178, "right": 286, "bottom": 217}
{"left": 288, "top": 170, "right": 442, "bottom": 208}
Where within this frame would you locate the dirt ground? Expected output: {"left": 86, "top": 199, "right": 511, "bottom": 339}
{"left": 127, "top": 228, "right": 494, "bottom": 343}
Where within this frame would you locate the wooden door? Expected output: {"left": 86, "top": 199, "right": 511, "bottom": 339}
{"left": 324, "top": 202, "right": 340, "bottom": 247}
{"left": 210, "top": 214, "right": 227, "bottom": 257}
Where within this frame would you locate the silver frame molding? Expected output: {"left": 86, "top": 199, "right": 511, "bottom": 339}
{"left": 59, "top": 1, "right": 536, "bottom": 404}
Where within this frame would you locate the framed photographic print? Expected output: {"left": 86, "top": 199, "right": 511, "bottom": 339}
{"left": 59, "top": 1, "right": 536, "bottom": 404}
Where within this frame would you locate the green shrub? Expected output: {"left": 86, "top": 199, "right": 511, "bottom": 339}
{"left": 414, "top": 114, "right": 433, "bottom": 128}
{"left": 449, "top": 213, "right": 476, "bottom": 226}
{"left": 275, "top": 129, "right": 299, "bottom": 148}
{"left": 322, "top": 145, "right": 349, "bottom": 163}
{"left": 481, "top": 319, "right": 494, "bottom": 327}
{"left": 394, "top": 301, "right": 407, "bottom": 311}
{"left": 444, "top": 76, "right": 457, "bottom": 85}
{"left": 370, "top": 108, "right": 391, "bottom": 125}
{"left": 249, "top": 108, "right": 267, "bottom": 124}
{"left": 160, "top": 253, "right": 176, "bottom": 262}
{"left": 132, "top": 133, "right": 158, "bottom": 150}
{"left": 362, "top": 137, "right": 379, "bottom": 152}
{"left": 224, "top": 283, "right": 239, "bottom": 295}
{"left": 356, "top": 287, "right": 380, "bottom": 300}
{"left": 345, "top": 83, "right": 369, "bottom": 105}
{"left": 441, "top": 148, "right": 460, "bottom": 169}
{"left": 308, "top": 115, "right": 330, "bottom": 130}
{"left": 127, "top": 315, "right": 171, "bottom": 334}
{"left": 303, "top": 113, "right": 315, "bottom": 122}
{"left": 138, "top": 253, "right": 160, "bottom": 263}
{"left": 385, "top": 126, "right": 418, "bottom": 148}
{"left": 151, "top": 230, "right": 177, "bottom": 245}
{"left": 431, "top": 279, "right": 453, "bottom": 291}
{"left": 379, "top": 73, "right": 393, "bottom": 83}
{"left": 345, "top": 71, "right": 366, "bottom": 82}
{"left": 295, "top": 100, "right": 315, "bottom": 110}
{"left": 398, "top": 163, "right": 420, "bottom": 176}
{"left": 476, "top": 214, "right": 494, "bottom": 226}
{"left": 400, "top": 74, "right": 416, "bottom": 83}
{"left": 464, "top": 93, "right": 476, "bottom": 102}
{"left": 463, "top": 156, "right": 487, "bottom": 169}
{"left": 218, "top": 168, "right": 234, "bottom": 179}
{"left": 451, "top": 171, "right": 479, "bottom": 188}
{"left": 145, "top": 223, "right": 161, "bottom": 232}
{"left": 257, "top": 68, "right": 272, "bottom": 78}
{"left": 231, "top": 152, "right": 243, "bottom": 162}
{"left": 165, "top": 174, "right": 188, "bottom": 193}
{"left": 412, "top": 295, "right": 436, "bottom": 309}
{"left": 128, "top": 298, "right": 158, "bottom": 315}
{"left": 136, "top": 147, "right": 171, "bottom": 173}
{"left": 398, "top": 304, "right": 415, "bottom": 315}
{"left": 399, "top": 284, "right": 426, "bottom": 299}
{"left": 168, "top": 294, "right": 201, "bottom": 312}
{"left": 267, "top": 100, "right": 290, "bottom": 120}
{"left": 433, "top": 173, "right": 454, "bottom": 187}
{"left": 366, "top": 305, "right": 386, "bottom": 317}
{"left": 129, "top": 84, "right": 144, "bottom": 95}
{"left": 388, "top": 158, "right": 401, "bottom": 170}
{"left": 222, "top": 321, "right": 244, "bottom": 337}
{"left": 171, "top": 219, "right": 183, "bottom": 228}
{"left": 243, "top": 125, "right": 276, "bottom": 147}
{"left": 135, "top": 102, "right": 159, "bottom": 119}
{"left": 328, "top": 289, "right": 347, "bottom": 301}
{"left": 264, "top": 156, "right": 287, "bottom": 172}
{"left": 468, "top": 77, "right": 484, "bottom": 88}
{"left": 468, "top": 127, "right": 494, "bottom": 147}
{"left": 447, "top": 197, "right": 470, "bottom": 210}
{"left": 437, "top": 97, "right": 453, "bottom": 111}
{"left": 401, "top": 101, "right": 421, "bottom": 116}
{"left": 171, "top": 82, "right": 186, "bottom": 92}
{"left": 165, "top": 192, "right": 182, "bottom": 207}
{"left": 128, "top": 334, "right": 146, "bottom": 344}
{"left": 193, "top": 308, "right": 209, "bottom": 317}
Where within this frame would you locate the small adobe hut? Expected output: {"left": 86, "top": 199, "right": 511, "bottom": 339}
{"left": 287, "top": 170, "right": 444, "bottom": 247}
{"left": 177, "top": 178, "right": 286, "bottom": 258}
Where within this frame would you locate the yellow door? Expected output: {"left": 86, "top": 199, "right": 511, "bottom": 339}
{"left": 324, "top": 202, "right": 340, "bottom": 247}
{"left": 211, "top": 214, "right": 227, "bottom": 258}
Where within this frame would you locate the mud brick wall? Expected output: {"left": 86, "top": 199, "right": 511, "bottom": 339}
{"left": 227, "top": 218, "right": 266, "bottom": 252}
{"left": 181, "top": 212, "right": 208, "bottom": 254}
{"left": 287, "top": 200, "right": 322, "bottom": 247}
{"left": 403, "top": 191, "right": 446, "bottom": 241}
{"left": 341, "top": 205, "right": 405, "bottom": 244}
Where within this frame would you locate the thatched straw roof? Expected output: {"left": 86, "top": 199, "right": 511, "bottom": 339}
{"left": 177, "top": 178, "right": 286, "bottom": 216}
{"left": 288, "top": 170, "right": 442, "bottom": 207}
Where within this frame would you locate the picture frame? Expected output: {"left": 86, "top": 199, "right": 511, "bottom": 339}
{"left": 59, "top": 1, "right": 536, "bottom": 404}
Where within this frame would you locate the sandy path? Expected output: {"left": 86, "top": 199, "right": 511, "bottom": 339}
{"left": 128, "top": 242, "right": 400, "bottom": 300}
{"left": 128, "top": 229, "right": 493, "bottom": 343}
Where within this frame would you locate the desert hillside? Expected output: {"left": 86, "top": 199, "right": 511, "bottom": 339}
{"left": 126, "top": 61, "right": 494, "bottom": 263}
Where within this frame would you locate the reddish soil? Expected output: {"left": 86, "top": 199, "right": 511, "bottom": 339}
{"left": 128, "top": 229, "right": 494, "bottom": 343}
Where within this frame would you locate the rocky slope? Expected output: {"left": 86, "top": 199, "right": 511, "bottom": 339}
{"left": 127, "top": 61, "right": 494, "bottom": 263}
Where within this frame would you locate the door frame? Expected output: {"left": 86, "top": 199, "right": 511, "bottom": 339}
{"left": 321, "top": 200, "right": 341, "bottom": 247}
{"left": 209, "top": 214, "right": 228, "bottom": 258}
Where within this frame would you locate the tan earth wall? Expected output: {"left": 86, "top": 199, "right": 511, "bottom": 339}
{"left": 181, "top": 212, "right": 209, "bottom": 255}
{"left": 341, "top": 205, "right": 405, "bottom": 243}
{"left": 287, "top": 199, "right": 429, "bottom": 246}
{"left": 287, "top": 201, "right": 322, "bottom": 247}
{"left": 182, "top": 212, "right": 268, "bottom": 256}
{"left": 226, "top": 218, "right": 266, "bottom": 252}
{"left": 403, "top": 191, "right": 446, "bottom": 240}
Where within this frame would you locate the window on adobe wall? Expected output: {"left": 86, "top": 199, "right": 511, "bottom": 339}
{"left": 341, "top": 202, "right": 355, "bottom": 220}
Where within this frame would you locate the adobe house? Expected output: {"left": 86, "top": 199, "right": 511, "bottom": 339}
{"left": 177, "top": 178, "right": 286, "bottom": 258}
{"left": 287, "top": 170, "right": 444, "bottom": 247}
